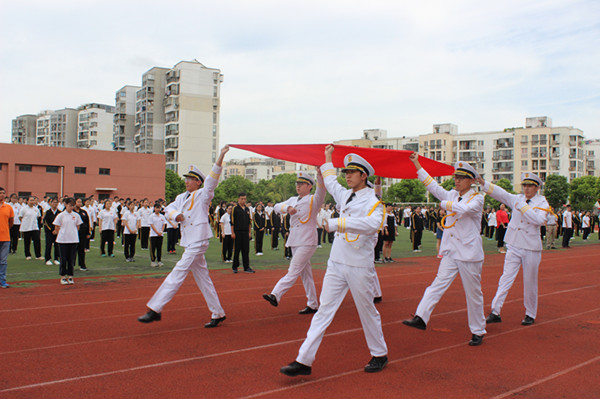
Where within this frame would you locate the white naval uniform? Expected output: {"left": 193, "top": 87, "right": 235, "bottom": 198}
{"left": 146, "top": 164, "right": 225, "bottom": 319}
{"left": 483, "top": 182, "right": 549, "bottom": 319}
{"left": 296, "top": 162, "right": 387, "bottom": 367}
{"left": 271, "top": 181, "right": 326, "bottom": 308}
{"left": 413, "top": 168, "right": 486, "bottom": 336}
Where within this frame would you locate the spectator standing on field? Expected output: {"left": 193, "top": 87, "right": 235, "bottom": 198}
{"left": 42, "top": 198, "right": 61, "bottom": 265}
{"left": 8, "top": 194, "right": 21, "bottom": 254}
{"left": 122, "top": 201, "right": 140, "bottom": 262}
{"left": 19, "top": 196, "right": 43, "bottom": 260}
{"left": 149, "top": 203, "right": 167, "bottom": 267}
{"left": 74, "top": 198, "right": 91, "bottom": 271}
{"left": 220, "top": 204, "right": 233, "bottom": 263}
{"left": 53, "top": 198, "right": 82, "bottom": 285}
{"left": 0, "top": 187, "right": 14, "bottom": 288}
{"left": 496, "top": 204, "right": 509, "bottom": 253}
{"left": 98, "top": 199, "right": 118, "bottom": 257}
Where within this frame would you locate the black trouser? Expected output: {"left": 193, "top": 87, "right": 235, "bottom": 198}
{"left": 582, "top": 227, "right": 590, "bottom": 240}
{"left": 254, "top": 230, "right": 264, "bottom": 253}
{"left": 10, "top": 224, "right": 20, "bottom": 253}
{"left": 140, "top": 226, "right": 150, "bottom": 249}
{"left": 233, "top": 230, "right": 250, "bottom": 270}
{"left": 317, "top": 228, "right": 323, "bottom": 245}
{"left": 45, "top": 231, "right": 59, "bottom": 262}
{"left": 488, "top": 226, "right": 495, "bottom": 239}
{"left": 150, "top": 236, "right": 163, "bottom": 262}
{"left": 59, "top": 243, "right": 77, "bottom": 276}
{"left": 374, "top": 232, "right": 384, "bottom": 260}
{"left": 23, "top": 230, "right": 41, "bottom": 258}
{"left": 222, "top": 235, "right": 233, "bottom": 261}
{"left": 124, "top": 233, "right": 137, "bottom": 259}
{"left": 562, "top": 228, "right": 572, "bottom": 247}
{"left": 271, "top": 227, "right": 279, "bottom": 249}
{"left": 412, "top": 230, "right": 422, "bottom": 250}
{"left": 77, "top": 231, "right": 87, "bottom": 268}
{"left": 404, "top": 217, "right": 410, "bottom": 228}
{"left": 89, "top": 222, "right": 96, "bottom": 243}
{"left": 497, "top": 226, "right": 506, "bottom": 247}
{"left": 167, "top": 228, "right": 177, "bottom": 252}
{"left": 328, "top": 231, "right": 335, "bottom": 243}
{"left": 100, "top": 230, "right": 115, "bottom": 255}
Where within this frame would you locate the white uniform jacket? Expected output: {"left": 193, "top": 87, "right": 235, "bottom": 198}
{"left": 482, "top": 182, "right": 549, "bottom": 251}
{"left": 320, "top": 162, "right": 385, "bottom": 268}
{"left": 418, "top": 168, "right": 484, "bottom": 262}
{"left": 164, "top": 164, "right": 221, "bottom": 248}
{"left": 274, "top": 181, "right": 326, "bottom": 247}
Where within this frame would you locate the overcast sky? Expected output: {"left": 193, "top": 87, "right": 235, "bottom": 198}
{"left": 1, "top": 0, "right": 598, "bottom": 160}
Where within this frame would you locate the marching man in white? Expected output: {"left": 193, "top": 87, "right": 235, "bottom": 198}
{"left": 280, "top": 145, "right": 388, "bottom": 377}
{"left": 479, "top": 172, "right": 550, "bottom": 326}
{"left": 402, "top": 153, "right": 487, "bottom": 346}
{"left": 263, "top": 171, "right": 326, "bottom": 314}
{"left": 138, "top": 145, "right": 229, "bottom": 328}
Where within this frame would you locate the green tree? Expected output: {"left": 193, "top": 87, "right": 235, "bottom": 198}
{"left": 569, "top": 176, "right": 599, "bottom": 210}
{"left": 385, "top": 179, "right": 426, "bottom": 203}
{"left": 165, "top": 169, "right": 185, "bottom": 203}
{"left": 213, "top": 175, "right": 254, "bottom": 204}
{"left": 485, "top": 178, "right": 514, "bottom": 210}
{"left": 544, "top": 174, "right": 569, "bottom": 210}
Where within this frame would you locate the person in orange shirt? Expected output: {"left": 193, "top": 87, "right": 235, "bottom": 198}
{"left": 0, "top": 187, "right": 15, "bottom": 288}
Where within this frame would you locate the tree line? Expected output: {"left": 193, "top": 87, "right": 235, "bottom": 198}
{"left": 166, "top": 169, "right": 600, "bottom": 211}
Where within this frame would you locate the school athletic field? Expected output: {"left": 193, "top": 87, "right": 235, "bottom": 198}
{"left": 1, "top": 234, "right": 599, "bottom": 398}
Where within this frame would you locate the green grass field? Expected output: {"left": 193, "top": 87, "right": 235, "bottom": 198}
{"left": 5, "top": 227, "right": 596, "bottom": 284}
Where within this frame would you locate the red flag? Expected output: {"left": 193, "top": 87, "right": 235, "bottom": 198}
{"left": 229, "top": 144, "right": 455, "bottom": 179}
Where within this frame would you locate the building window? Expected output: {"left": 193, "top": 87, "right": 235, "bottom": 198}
{"left": 521, "top": 160, "right": 528, "bottom": 168}
{"left": 74, "top": 193, "right": 86, "bottom": 199}
{"left": 99, "top": 168, "right": 110, "bottom": 175}
{"left": 98, "top": 193, "right": 110, "bottom": 201}
{"left": 75, "top": 167, "right": 86, "bottom": 174}
{"left": 46, "top": 166, "right": 59, "bottom": 173}
{"left": 45, "top": 192, "right": 58, "bottom": 199}
{"left": 19, "top": 164, "right": 32, "bottom": 172}
{"left": 18, "top": 191, "right": 31, "bottom": 198}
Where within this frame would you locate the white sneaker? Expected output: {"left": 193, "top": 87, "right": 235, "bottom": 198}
{"left": 54, "top": 260, "right": 60, "bottom": 265}
{"left": 67, "top": 277, "right": 74, "bottom": 285}
{"left": 256, "top": 252, "right": 263, "bottom": 256}
{"left": 60, "top": 277, "right": 68, "bottom": 285}
{"left": 26, "top": 256, "right": 32, "bottom": 260}
{"left": 46, "top": 260, "right": 53, "bottom": 266}
{"left": 36, "top": 256, "right": 44, "bottom": 260}
{"left": 317, "top": 245, "right": 322, "bottom": 248}
{"left": 158, "top": 261, "right": 164, "bottom": 267}
{"left": 151, "top": 261, "right": 158, "bottom": 267}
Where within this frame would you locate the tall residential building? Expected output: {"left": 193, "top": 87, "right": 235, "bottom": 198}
{"left": 11, "top": 114, "right": 37, "bottom": 145}
{"left": 584, "top": 139, "right": 600, "bottom": 176}
{"left": 35, "top": 108, "right": 79, "bottom": 147}
{"left": 135, "top": 67, "right": 168, "bottom": 154}
{"left": 77, "top": 103, "right": 115, "bottom": 150}
{"left": 113, "top": 85, "right": 140, "bottom": 152}
{"left": 163, "top": 60, "right": 223, "bottom": 175}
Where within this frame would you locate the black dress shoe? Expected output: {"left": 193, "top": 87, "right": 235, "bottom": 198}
{"left": 204, "top": 316, "right": 226, "bottom": 328}
{"left": 298, "top": 306, "right": 317, "bottom": 314}
{"left": 468, "top": 334, "right": 484, "bottom": 346}
{"left": 280, "top": 361, "right": 311, "bottom": 376}
{"left": 138, "top": 309, "right": 161, "bottom": 323}
{"left": 263, "top": 293, "right": 278, "bottom": 307}
{"left": 244, "top": 268, "right": 255, "bottom": 273}
{"left": 486, "top": 313, "right": 502, "bottom": 323}
{"left": 402, "top": 315, "right": 426, "bottom": 330}
{"left": 521, "top": 315, "right": 535, "bottom": 326}
{"left": 364, "top": 356, "right": 388, "bottom": 373}
{"left": 232, "top": 269, "right": 238, "bottom": 274}
{"left": 373, "top": 296, "right": 382, "bottom": 304}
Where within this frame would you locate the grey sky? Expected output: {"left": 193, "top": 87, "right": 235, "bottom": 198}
{"left": 1, "top": 0, "right": 598, "bottom": 160}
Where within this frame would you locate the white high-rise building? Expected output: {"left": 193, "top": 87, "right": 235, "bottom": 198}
{"left": 135, "top": 67, "right": 168, "bottom": 154}
{"left": 11, "top": 114, "right": 37, "bottom": 145}
{"left": 35, "top": 108, "right": 79, "bottom": 147}
{"left": 113, "top": 85, "right": 140, "bottom": 152}
{"left": 77, "top": 103, "right": 115, "bottom": 150}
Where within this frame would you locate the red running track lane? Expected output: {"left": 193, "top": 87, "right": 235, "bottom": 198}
{"left": 0, "top": 244, "right": 599, "bottom": 398}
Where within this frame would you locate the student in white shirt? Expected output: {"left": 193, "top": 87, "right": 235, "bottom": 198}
{"left": 9, "top": 194, "right": 21, "bottom": 254}
{"left": 98, "top": 199, "right": 118, "bottom": 257}
{"left": 53, "top": 198, "right": 82, "bottom": 285}
{"left": 19, "top": 196, "right": 43, "bottom": 260}
{"left": 122, "top": 201, "right": 140, "bottom": 262}
{"left": 581, "top": 211, "right": 591, "bottom": 241}
{"left": 219, "top": 204, "right": 233, "bottom": 262}
{"left": 138, "top": 199, "right": 152, "bottom": 250}
{"left": 149, "top": 203, "right": 167, "bottom": 267}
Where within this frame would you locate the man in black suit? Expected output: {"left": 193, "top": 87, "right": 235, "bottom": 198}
{"left": 231, "top": 193, "right": 254, "bottom": 273}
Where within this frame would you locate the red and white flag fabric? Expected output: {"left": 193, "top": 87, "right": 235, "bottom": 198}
{"left": 230, "top": 144, "right": 455, "bottom": 179}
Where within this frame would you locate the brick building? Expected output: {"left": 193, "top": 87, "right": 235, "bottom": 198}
{"left": 0, "top": 143, "right": 165, "bottom": 201}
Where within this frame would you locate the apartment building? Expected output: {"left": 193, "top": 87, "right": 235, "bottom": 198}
{"left": 11, "top": 114, "right": 37, "bottom": 145}
{"left": 77, "top": 103, "right": 115, "bottom": 150}
{"left": 35, "top": 108, "right": 79, "bottom": 147}
{"left": 224, "top": 158, "right": 300, "bottom": 184}
{"left": 135, "top": 67, "right": 168, "bottom": 155}
{"left": 334, "top": 116, "right": 594, "bottom": 186}
{"left": 113, "top": 85, "right": 139, "bottom": 152}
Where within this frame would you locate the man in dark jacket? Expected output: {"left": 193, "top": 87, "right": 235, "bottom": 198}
{"left": 231, "top": 193, "right": 254, "bottom": 273}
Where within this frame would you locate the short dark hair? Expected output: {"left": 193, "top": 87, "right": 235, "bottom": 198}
{"left": 64, "top": 197, "right": 75, "bottom": 206}
{"left": 0, "top": 187, "right": 5, "bottom": 192}
{"left": 238, "top": 192, "right": 246, "bottom": 198}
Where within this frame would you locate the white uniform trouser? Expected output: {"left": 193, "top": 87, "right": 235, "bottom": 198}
{"left": 372, "top": 267, "right": 382, "bottom": 297}
{"left": 272, "top": 245, "right": 318, "bottom": 309}
{"left": 296, "top": 260, "right": 387, "bottom": 366}
{"left": 147, "top": 240, "right": 225, "bottom": 319}
{"left": 415, "top": 255, "right": 486, "bottom": 335}
{"left": 491, "top": 244, "right": 541, "bottom": 319}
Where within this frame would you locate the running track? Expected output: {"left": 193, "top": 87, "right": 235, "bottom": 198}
{"left": 1, "top": 245, "right": 599, "bottom": 398}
